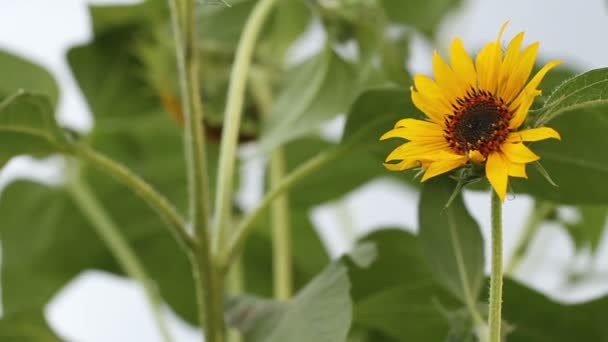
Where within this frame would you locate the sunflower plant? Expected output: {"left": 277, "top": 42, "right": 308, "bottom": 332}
{"left": 0, "top": 1, "right": 607, "bottom": 342}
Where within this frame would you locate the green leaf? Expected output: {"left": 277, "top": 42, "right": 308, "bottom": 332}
{"left": 349, "top": 229, "right": 459, "bottom": 341}
{"left": 418, "top": 177, "right": 485, "bottom": 304}
{"left": 227, "top": 262, "right": 352, "bottom": 342}
{"left": 0, "top": 309, "right": 64, "bottom": 342}
{"left": 564, "top": 206, "right": 607, "bottom": 253}
{"left": 378, "top": 0, "right": 463, "bottom": 38}
{"left": 535, "top": 68, "right": 608, "bottom": 126}
{"left": 513, "top": 104, "right": 608, "bottom": 204}
{"left": 501, "top": 279, "right": 608, "bottom": 341}
{"left": 242, "top": 208, "right": 330, "bottom": 297}
{"left": 0, "top": 50, "right": 59, "bottom": 104}
{"left": 0, "top": 92, "right": 69, "bottom": 167}
{"left": 0, "top": 177, "right": 196, "bottom": 322}
{"left": 259, "top": 48, "right": 358, "bottom": 152}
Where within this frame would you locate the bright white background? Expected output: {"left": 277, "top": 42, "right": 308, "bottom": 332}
{"left": 0, "top": 0, "right": 607, "bottom": 341}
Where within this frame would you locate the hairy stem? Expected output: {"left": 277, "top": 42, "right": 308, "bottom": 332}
{"left": 506, "top": 201, "right": 554, "bottom": 274}
{"left": 66, "top": 165, "right": 172, "bottom": 342}
{"left": 75, "top": 144, "right": 193, "bottom": 250}
{"left": 212, "top": 0, "right": 279, "bottom": 255}
{"left": 167, "top": 0, "right": 219, "bottom": 340}
{"left": 488, "top": 191, "right": 504, "bottom": 342}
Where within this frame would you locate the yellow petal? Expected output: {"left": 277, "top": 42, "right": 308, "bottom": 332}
{"left": 380, "top": 127, "right": 446, "bottom": 142}
{"left": 421, "top": 157, "right": 468, "bottom": 182}
{"left": 476, "top": 22, "right": 508, "bottom": 93}
{"left": 385, "top": 140, "right": 451, "bottom": 162}
{"left": 501, "top": 42, "right": 539, "bottom": 103}
{"left": 511, "top": 60, "right": 563, "bottom": 110}
{"left": 450, "top": 38, "right": 476, "bottom": 88}
{"left": 508, "top": 89, "right": 540, "bottom": 129}
{"left": 497, "top": 32, "right": 525, "bottom": 99}
{"left": 486, "top": 152, "right": 509, "bottom": 201}
{"left": 384, "top": 159, "right": 420, "bottom": 171}
{"left": 467, "top": 150, "right": 486, "bottom": 163}
{"left": 506, "top": 127, "right": 561, "bottom": 143}
{"left": 411, "top": 90, "right": 450, "bottom": 125}
{"left": 501, "top": 142, "right": 540, "bottom": 163}
{"left": 433, "top": 51, "right": 468, "bottom": 102}
{"left": 508, "top": 162, "right": 527, "bottom": 178}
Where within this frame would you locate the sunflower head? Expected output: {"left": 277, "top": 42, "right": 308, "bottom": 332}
{"left": 381, "top": 22, "right": 562, "bottom": 201}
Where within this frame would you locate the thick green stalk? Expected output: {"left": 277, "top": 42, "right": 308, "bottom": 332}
{"left": 226, "top": 256, "right": 244, "bottom": 342}
{"left": 75, "top": 144, "right": 192, "bottom": 250}
{"left": 220, "top": 146, "right": 346, "bottom": 273}
{"left": 506, "top": 201, "right": 554, "bottom": 274}
{"left": 488, "top": 191, "right": 504, "bottom": 342}
{"left": 66, "top": 166, "right": 172, "bottom": 342}
{"left": 167, "top": 0, "right": 218, "bottom": 340}
{"left": 212, "top": 0, "right": 279, "bottom": 255}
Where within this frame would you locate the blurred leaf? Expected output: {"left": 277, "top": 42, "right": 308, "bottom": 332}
{"left": 349, "top": 229, "right": 459, "bottom": 341}
{"left": 513, "top": 104, "right": 608, "bottom": 204}
{"left": 419, "top": 177, "right": 485, "bottom": 304}
{"left": 259, "top": 48, "right": 358, "bottom": 152}
{"left": 0, "top": 92, "right": 69, "bottom": 167}
{"left": 242, "top": 208, "right": 330, "bottom": 297}
{"left": 379, "top": 0, "right": 463, "bottom": 38}
{"left": 535, "top": 68, "right": 608, "bottom": 126}
{"left": 0, "top": 176, "right": 197, "bottom": 323}
{"left": 501, "top": 279, "right": 608, "bottom": 341}
{"left": 564, "top": 206, "right": 607, "bottom": 253}
{"left": 0, "top": 309, "right": 64, "bottom": 342}
{"left": 0, "top": 50, "right": 59, "bottom": 104}
{"left": 227, "top": 262, "right": 353, "bottom": 342}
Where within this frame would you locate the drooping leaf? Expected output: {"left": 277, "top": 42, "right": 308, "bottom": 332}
{"left": 0, "top": 309, "right": 65, "bottom": 342}
{"left": 0, "top": 92, "right": 69, "bottom": 167}
{"left": 418, "top": 177, "right": 485, "bottom": 304}
{"left": 227, "top": 261, "right": 353, "bottom": 342}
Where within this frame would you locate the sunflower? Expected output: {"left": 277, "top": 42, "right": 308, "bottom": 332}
{"left": 381, "top": 22, "right": 562, "bottom": 201}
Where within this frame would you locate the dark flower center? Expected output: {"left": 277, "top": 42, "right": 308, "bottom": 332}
{"left": 444, "top": 90, "right": 511, "bottom": 157}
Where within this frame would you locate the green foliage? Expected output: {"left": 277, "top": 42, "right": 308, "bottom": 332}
{"left": 0, "top": 309, "right": 64, "bottom": 342}
{"left": 0, "top": 92, "right": 69, "bottom": 167}
{"left": 227, "top": 261, "right": 354, "bottom": 342}
{"left": 419, "top": 177, "right": 485, "bottom": 304}
{"left": 379, "top": 0, "right": 464, "bottom": 37}
{"left": 564, "top": 206, "right": 608, "bottom": 253}
{"left": 0, "top": 50, "right": 59, "bottom": 104}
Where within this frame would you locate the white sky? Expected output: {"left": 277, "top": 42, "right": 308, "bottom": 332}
{"left": 0, "top": 0, "right": 607, "bottom": 341}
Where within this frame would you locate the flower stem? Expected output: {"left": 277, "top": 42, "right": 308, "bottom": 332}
{"left": 488, "top": 191, "right": 504, "bottom": 342}
{"left": 506, "top": 201, "right": 554, "bottom": 274}
{"left": 219, "top": 145, "right": 346, "bottom": 273}
{"left": 74, "top": 144, "right": 193, "bottom": 250}
{"left": 66, "top": 163, "right": 172, "bottom": 342}
{"left": 212, "top": 0, "right": 279, "bottom": 255}
{"left": 167, "top": 0, "right": 220, "bottom": 340}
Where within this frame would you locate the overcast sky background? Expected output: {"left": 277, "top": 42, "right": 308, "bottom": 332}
{"left": 0, "top": 0, "right": 607, "bottom": 341}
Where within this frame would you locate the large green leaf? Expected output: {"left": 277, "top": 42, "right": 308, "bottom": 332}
{"left": 501, "top": 279, "right": 608, "bottom": 342}
{"left": 0, "top": 50, "right": 59, "bottom": 104}
{"left": 259, "top": 48, "right": 359, "bottom": 152}
{"left": 0, "top": 309, "right": 64, "bottom": 342}
{"left": 0, "top": 92, "right": 69, "bottom": 167}
{"left": 0, "top": 177, "right": 196, "bottom": 322}
{"left": 534, "top": 68, "right": 608, "bottom": 126}
{"left": 349, "top": 229, "right": 459, "bottom": 341}
{"left": 227, "top": 261, "right": 353, "bottom": 342}
{"left": 418, "top": 177, "right": 485, "bottom": 304}
{"left": 564, "top": 205, "right": 607, "bottom": 254}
